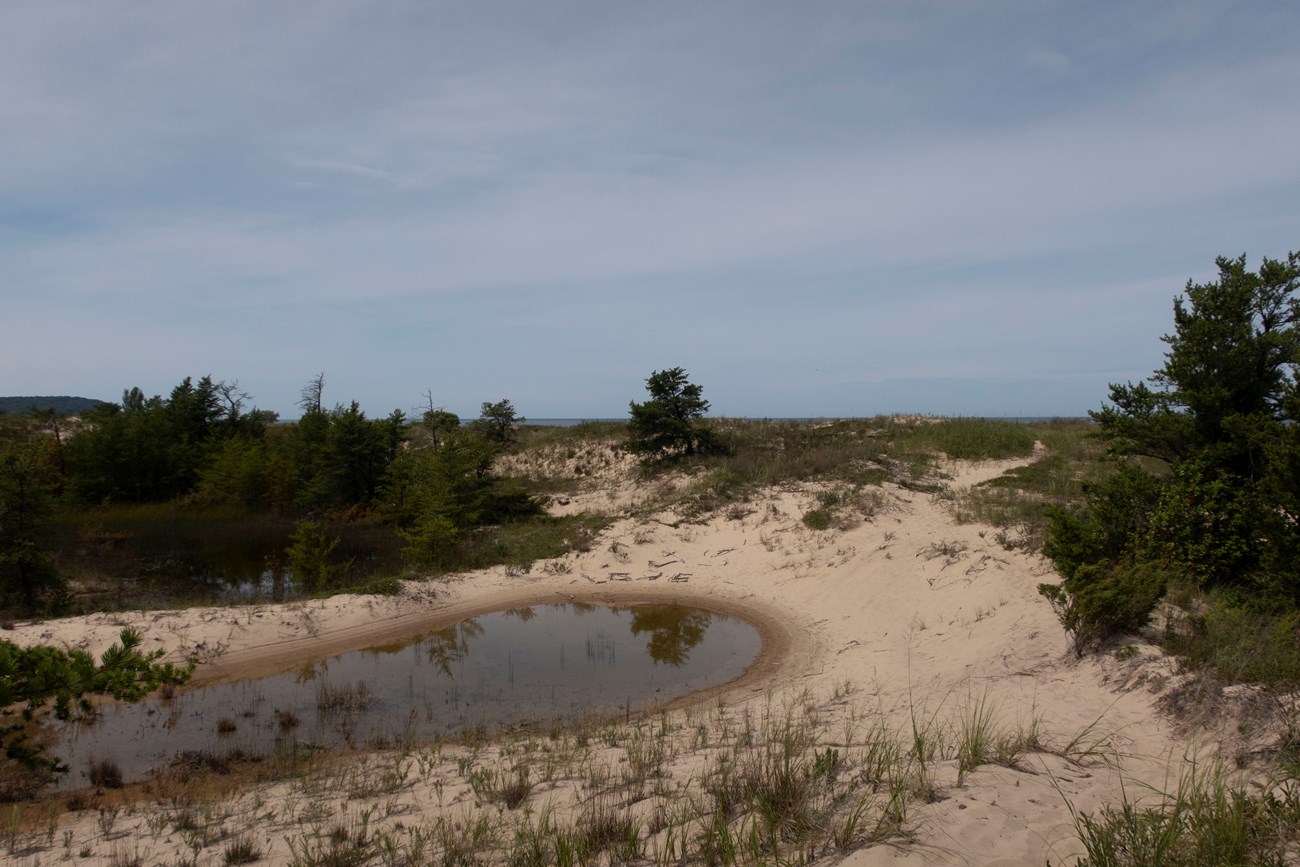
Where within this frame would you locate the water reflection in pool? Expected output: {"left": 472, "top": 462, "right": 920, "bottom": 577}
{"left": 54, "top": 602, "right": 761, "bottom": 787}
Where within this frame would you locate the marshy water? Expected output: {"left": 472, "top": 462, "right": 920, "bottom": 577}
{"left": 53, "top": 602, "right": 762, "bottom": 787}
{"left": 55, "top": 508, "right": 401, "bottom": 608}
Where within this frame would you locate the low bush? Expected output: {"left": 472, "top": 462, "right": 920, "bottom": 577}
{"left": 801, "top": 509, "right": 832, "bottom": 530}
{"left": 223, "top": 836, "right": 262, "bottom": 865}
{"left": 1039, "top": 561, "right": 1170, "bottom": 654}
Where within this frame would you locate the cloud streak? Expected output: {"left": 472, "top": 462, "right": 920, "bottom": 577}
{"left": 3, "top": 1, "right": 1298, "bottom": 417}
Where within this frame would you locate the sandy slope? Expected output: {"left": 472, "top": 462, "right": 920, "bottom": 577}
{"left": 6, "top": 454, "right": 1203, "bottom": 865}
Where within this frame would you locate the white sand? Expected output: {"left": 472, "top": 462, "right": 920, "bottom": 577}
{"left": 7, "top": 454, "right": 1216, "bottom": 865}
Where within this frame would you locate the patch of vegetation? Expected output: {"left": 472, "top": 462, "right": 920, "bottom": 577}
{"left": 86, "top": 757, "right": 124, "bottom": 789}
{"left": 351, "top": 575, "right": 402, "bottom": 596}
{"left": 469, "top": 764, "right": 533, "bottom": 809}
{"left": 893, "top": 416, "right": 1038, "bottom": 462}
{"left": 1162, "top": 596, "right": 1300, "bottom": 688}
{"left": 1067, "top": 760, "right": 1300, "bottom": 866}
{"left": 639, "top": 415, "right": 1051, "bottom": 523}
{"left": 223, "top": 836, "right": 262, "bottom": 865}
{"left": 951, "top": 419, "right": 1112, "bottom": 551}
{"left": 316, "top": 682, "right": 378, "bottom": 715}
{"left": 0, "top": 628, "right": 193, "bottom": 780}
{"left": 447, "top": 513, "right": 611, "bottom": 575}
{"left": 167, "top": 747, "right": 264, "bottom": 781}
{"left": 1040, "top": 250, "right": 1300, "bottom": 678}
{"left": 801, "top": 508, "right": 833, "bottom": 530}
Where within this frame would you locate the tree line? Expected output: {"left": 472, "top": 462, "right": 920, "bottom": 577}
{"left": 0, "top": 374, "right": 537, "bottom": 612}
{"left": 0, "top": 357, "right": 727, "bottom": 616}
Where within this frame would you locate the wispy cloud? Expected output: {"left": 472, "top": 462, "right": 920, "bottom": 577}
{"left": 3, "top": 1, "right": 1298, "bottom": 416}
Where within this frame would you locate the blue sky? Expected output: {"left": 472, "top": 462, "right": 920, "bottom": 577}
{"left": 3, "top": 1, "right": 1299, "bottom": 420}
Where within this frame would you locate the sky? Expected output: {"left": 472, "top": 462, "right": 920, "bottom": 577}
{"left": 3, "top": 1, "right": 1299, "bottom": 420}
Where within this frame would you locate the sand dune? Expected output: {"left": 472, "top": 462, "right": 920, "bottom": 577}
{"left": 7, "top": 453, "right": 1222, "bottom": 865}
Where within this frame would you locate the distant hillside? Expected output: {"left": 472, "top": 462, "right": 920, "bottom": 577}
{"left": 0, "top": 395, "right": 106, "bottom": 416}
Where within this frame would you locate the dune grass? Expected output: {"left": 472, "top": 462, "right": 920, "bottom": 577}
{"left": 630, "top": 416, "right": 1053, "bottom": 523}
{"left": 943, "top": 419, "right": 1110, "bottom": 552}
{"left": 1161, "top": 594, "right": 1300, "bottom": 690}
{"left": 1063, "top": 760, "right": 1300, "bottom": 867}
{"left": 0, "top": 683, "right": 1121, "bottom": 865}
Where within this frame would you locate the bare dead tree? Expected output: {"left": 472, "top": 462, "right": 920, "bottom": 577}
{"left": 299, "top": 372, "right": 325, "bottom": 415}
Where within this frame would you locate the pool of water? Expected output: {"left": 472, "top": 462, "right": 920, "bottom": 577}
{"left": 52, "top": 602, "right": 762, "bottom": 787}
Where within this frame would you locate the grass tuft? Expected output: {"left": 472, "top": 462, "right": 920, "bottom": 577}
{"left": 86, "top": 758, "right": 123, "bottom": 790}
{"left": 469, "top": 764, "right": 533, "bottom": 810}
{"left": 316, "top": 681, "right": 378, "bottom": 714}
{"left": 1067, "top": 761, "right": 1300, "bottom": 866}
{"left": 223, "top": 836, "right": 262, "bottom": 865}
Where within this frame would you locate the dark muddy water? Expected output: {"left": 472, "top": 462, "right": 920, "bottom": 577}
{"left": 53, "top": 602, "right": 762, "bottom": 787}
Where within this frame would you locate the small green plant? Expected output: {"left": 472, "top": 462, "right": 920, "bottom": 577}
{"left": 285, "top": 518, "right": 352, "bottom": 594}
{"left": 354, "top": 575, "right": 402, "bottom": 596}
{"left": 469, "top": 764, "right": 533, "bottom": 809}
{"left": 576, "top": 799, "right": 641, "bottom": 862}
{"left": 801, "top": 509, "right": 832, "bottom": 530}
{"left": 955, "top": 695, "right": 996, "bottom": 782}
{"left": 1066, "top": 760, "right": 1300, "bottom": 866}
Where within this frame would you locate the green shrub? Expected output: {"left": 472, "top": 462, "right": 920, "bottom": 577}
{"left": 1149, "top": 459, "right": 1259, "bottom": 589}
{"left": 285, "top": 518, "right": 352, "bottom": 593}
{"left": 1043, "top": 464, "right": 1164, "bottom": 581}
{"left": 1039, "top": 561, "right": 1170, "bottom": 654}
{"left": 354, "top": 575, "right": 402, "bottom": 596}
{"left": 801, "top": 509, "right": 832, "bottom": 530}
{"left": 398, "top": 512, "right": 459, "bottom": 569}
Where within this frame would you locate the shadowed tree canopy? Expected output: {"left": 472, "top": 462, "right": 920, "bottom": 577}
{"left": 0, "top": 436, "right": 62, "bottom": 611}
